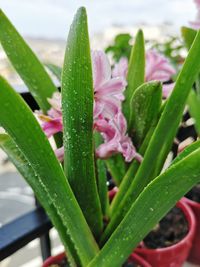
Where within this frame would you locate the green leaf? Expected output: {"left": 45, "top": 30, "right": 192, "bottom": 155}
{"left": 105, "top": 154, "right": 127, "bottom": 186}
{"left": 61, "top": 7, "right": 102, "bottom": 238}
{"left": 170, "top": 139, "right": 200, "bottom": 166}
{"left": 45, "top": 63, "right": 62, "bottom": 81}
{"left": 89, "top": 148, "right": 200, "bottom": 267}
{"left": 181, "top": 27, "right": 200, "bottom": 134}
{"left": 181, "top": 26, "right": 197, "bottom": 49}
{"left": 95, "top": 133, "right": 109, "bottom": 218}
{"left": 123, "top": 29, "right": 145, "bottom": 124}
{"left": 103, "top": 29, "right": 200, "bottom": 241}
{"left": 105, "top": 33, "right": 132, "bottom": 61}
{"left": 129, "top": 81, "right": 162, "bottom": 146}
{"left": 187, "top": 90, "right": 200, "bottom": 135}
{"left": 0, "top": 133, "right": 80, "bottom": 267}
{"left": 0, "top": 9, "right": 57, "bottom": 112}
{"left": 0, "top": 76, "right": 99, "bottom": 265}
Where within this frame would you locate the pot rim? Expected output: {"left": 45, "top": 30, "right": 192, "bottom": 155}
{"left": 183, "top": 196, "right": 200, "bottom": 208}
{"left": 135, "top": 199, "right": 196, "bottom": 254}
{"left": 43, "top": 252, "right": 65, "bottom": 267}
{"left": 43, "top": 251, "right": 152, "bottom": 267}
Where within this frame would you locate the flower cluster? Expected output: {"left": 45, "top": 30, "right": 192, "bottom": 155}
{"left": 38, "top": 51, "right": 137, "bottom": 162}
{"left": 113, "top": 50, "right": 176, "bottom": 98}
{"left": 38, "top": 49, "right": 175, "bottom": 163}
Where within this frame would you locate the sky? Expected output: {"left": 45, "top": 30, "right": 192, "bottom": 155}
{"left": 0, "top": 0, "right": 197, "bottom": 39}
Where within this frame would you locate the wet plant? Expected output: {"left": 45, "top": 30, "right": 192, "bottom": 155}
{"left": 1, "top": 6, "right": 200, "bottom": 267}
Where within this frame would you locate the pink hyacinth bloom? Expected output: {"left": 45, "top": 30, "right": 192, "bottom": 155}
{"left": 162, "top": 83, "right": 175, "bottom": 98}
{"left": 113, "top": 51, "right": 175, "bottom": 98}
{"left": 92, "top": 51, "right": 127, "bottom": 119}
{"left": 189, "top": 21, "right": 200, "bottom": 29}
{"left": 112, "top": 57, "right": 128, "bottom": 78}
{"left": 95, "top": 112, "right": 142, "bottom": 163}
{"left": 37, "top": 51, "right": 138, "bottom": 163}
{"left": 38, "top": 92, "right": 63, "bottom": 138}
{"left": 145, "top": 50, "right": 176, "bottom": 82}
{"left": 55, "top": 146, "right": 64, "bottom": 162}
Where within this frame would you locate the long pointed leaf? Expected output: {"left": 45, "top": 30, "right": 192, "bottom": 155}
{"left": 95, "top": 133, "right": 109, "bottom": 217}
{"left": 181, "top": 26, "right": 197, "bottom": 49}
{"left": 0, "top": 134, "right": 79, "bottom": 267}
{"left": 62, "top": 7, "right": 102, "bottom": 238}
{"left": 187, "top": 89, "right": 200, "bottom": 135}
{"left": 170, "top": 139, "right": 200, "bottom": 166}
{"left": 129, "top": 81, "right": 162, "bottom": 146}
{"left": 90, "top": 148, "right": 200, "bottom": 267}
{"left": 0, "top": 76, "right": 99, "bottom": 265}
{"left": 123, "top": 30, "right": 145, "bottom": 124}
{"left": 181, "top": 27, "right": 200, "bottom": 135}
{"left": 0, "top": 10, "right": 57, "bottom": 112}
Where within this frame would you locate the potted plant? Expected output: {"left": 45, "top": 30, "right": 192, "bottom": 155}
{"left": 1, "top": 6, "right": 200, "bottom": 267}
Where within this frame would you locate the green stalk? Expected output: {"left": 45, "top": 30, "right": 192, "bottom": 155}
{"left": 123, "top": 30, "right": 145, "bottom": 125}
{"left": 62, "top": 7, "right": 102, "bottom": 238}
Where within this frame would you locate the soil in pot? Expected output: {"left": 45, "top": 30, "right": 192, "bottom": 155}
{"left": 143, "top": 206, "right": 188, "bottom": 249}
{"left": 136, "top": 201, "right": 195, "bottom": 267}
{"left": 44, "top": 253, "right": 149, "bottom": 267}
{"left": 47, "top": 258, "right": 142, "bottom": 267}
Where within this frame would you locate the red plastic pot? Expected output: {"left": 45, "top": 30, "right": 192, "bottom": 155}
{"left": 43, "top": 251, "right": 151, "bottom": 267}
{"left": 135, "top": 200, "right": 196, "bottom": 267}
{"left": 182, "top": 196, "right": 200, "bottom": 264}
{"left": 43, "top": 252, "right": 65, "bottom": 267}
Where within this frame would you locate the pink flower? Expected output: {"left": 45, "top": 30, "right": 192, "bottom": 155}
{"left": 113, "top": 50, "right": 176, "bottom": 98}
{"left": 37, "top": 51, "right": 139, "bottom": 163}
{"left": 189, "top": 21, "right": 200, "bottom": 29}
{"left": 55, "top": 146, "right": 64, "bottom": 162}
{"left": 37, "top": 92, "right": 63, "bottom": 138}
{"left": 162, "top": 83, "right": 175, "bottom": 98}
{"left": 95, "top": 112, "right": 142, "bottom": 163}
{"left": 145, "top": 50, "right": 176, "bottom": 82}
{"left": 112, "top": 57, "right": 128, "bottom": 78}
{"left": 92, "top": 51, "right": 127, "bottom": 119}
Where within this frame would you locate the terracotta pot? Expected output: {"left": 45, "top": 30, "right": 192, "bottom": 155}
{"left": 43, "top": 251, "right": 151, "bottom": 267}
{"left": 135, "top": 200, "right": 196, "bottom": 267}
{"left": 182, "top": 196, "right": 200, "bottom": 264}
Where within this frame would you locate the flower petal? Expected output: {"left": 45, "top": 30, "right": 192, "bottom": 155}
{"left": 42, "top": 118, "right": 63, "bottom": 137}
{"left": 112, "top": 57, "right": 128, "bottom": 79}
{"left": 92, "top": 50, "right": 111, "bottom": 89}
{"left": 146, "top": 50, "right": 176, "bottom": 82}
{"left": 162, "top": 83, "right": 175, "bottom": 98}
{"left": 96, "top": 77, "right": 126, "bottom": 98}
{"left": 55, "top": 146, "right": 64, "bottom": 162}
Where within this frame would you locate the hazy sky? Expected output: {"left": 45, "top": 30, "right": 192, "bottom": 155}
{"left": 0, "top": 0, "right": 196, "bottom": 39}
